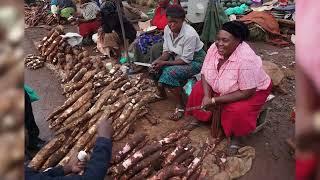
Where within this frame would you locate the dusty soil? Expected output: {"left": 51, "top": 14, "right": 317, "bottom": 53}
{"left": 24, "top": 22, "right": 295, "bottom": 179}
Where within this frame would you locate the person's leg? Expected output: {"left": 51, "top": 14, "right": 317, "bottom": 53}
{"left": 221, "top": 85, "right": 272, "bottom": 155}
{"left": 25, "top": 91, "right": 44, "bottom": 151}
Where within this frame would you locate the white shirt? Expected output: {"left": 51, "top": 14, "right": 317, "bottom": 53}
{"left": 163, "top": 22, "right": 204, "bottom": 63}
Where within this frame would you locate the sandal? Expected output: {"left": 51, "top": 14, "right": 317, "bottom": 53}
{"left": 169, "top": 108, "right": 185, "bottom": 121}
{"left": 228, "top": 144, "right": 240, "bottom": 156}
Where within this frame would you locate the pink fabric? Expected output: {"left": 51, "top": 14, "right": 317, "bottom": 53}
{"left": 296, "top": 0, "right": 320, "bottom": 93}
{"left": 200, "top": 42, "right": 271, "bottom": 95}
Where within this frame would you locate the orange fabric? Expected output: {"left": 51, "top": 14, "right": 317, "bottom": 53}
{"left": 239, "top": 11, "right": 281, "bottom": 36}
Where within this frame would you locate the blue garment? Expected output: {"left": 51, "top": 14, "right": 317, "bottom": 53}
{"left": 25, "top": 137, "right": 112, "bottom": 180}
{"left": 136, "top": 32, "right": 164, "bottom": 54}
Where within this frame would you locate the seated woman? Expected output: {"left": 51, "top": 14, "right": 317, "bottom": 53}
{"left": 77, "top": 0, "right": 101, "bottom": 45}
{"left": 133, "top": 0, "right": 180, "bottom": 63}
{"left": 185, "top": 21, "right": 272, "bottom": 154}
{"left": 151, "top": 5, "right": 206, "bottom": 120}
{"left": 96, "top": 0, "right": 137, "bottom": 58}
{"left": 51, "top": 0, "right": 76, "bottom": 21}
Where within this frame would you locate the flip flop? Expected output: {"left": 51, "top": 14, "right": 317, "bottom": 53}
{"left": 168, "top": 108, "right": 184, "bottom": 121}
{"left": 228, "top": 144, "right": 241, "bottom": 156}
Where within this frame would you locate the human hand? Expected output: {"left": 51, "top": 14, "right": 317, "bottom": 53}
{"left": 97, "top": 118, "right": 113, "bottom": 139}
{"left": 201, "top": 96, "right": 213, "bottom": 110}
{"left": 63, "top": 155, "right": 87, "bottom": 175}
{"left": 152, "top": 60, "right": 167, "bottom": 69}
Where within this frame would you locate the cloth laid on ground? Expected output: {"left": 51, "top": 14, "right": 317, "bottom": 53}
{"left": 213, "top": 146, "right": 256, "bottom": 179}
{"left": 24, "top": 84, "right": 40, "bottom": 102}
{"left": 97, "top": 30, "right": 121, "bottom": 58}
{"left": 200, "top": 0, "right": 229, "bottom": 45}
{"left": 262, "top": 61, "right": 284, "bottom": 87}
{"left": 239, "top": 11, "right": 289, "bottom": 46}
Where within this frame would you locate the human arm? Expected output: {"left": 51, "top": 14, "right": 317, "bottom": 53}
{"left": 25, "top": 119, "right": 113, "bottom": 180}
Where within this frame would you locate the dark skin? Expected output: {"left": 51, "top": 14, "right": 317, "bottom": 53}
{"left": 202, "top": 30, "right": 256, "bottom": 109}
{"left": 151, "top": 16, "right": 187, "bottom": 118}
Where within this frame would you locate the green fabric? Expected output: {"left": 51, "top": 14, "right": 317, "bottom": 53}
{"left": 225, "top": 4, "right": 249, "bottom": 16}
{"left": 200, "top": 1, "right": 229, "bottom": 45}
{"left": 24, "top": 85, "right": 40, "bottom": 102}
{"left": 60, "top": 7, "right": 75, "bottom": 18}
{"left": 158, "top": 49, "right": 206, "bottom": 87}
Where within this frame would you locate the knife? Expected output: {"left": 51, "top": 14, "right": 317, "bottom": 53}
{"left": 133, "top": 62, "right": 152, "bottom": 67}
{"left": 185, "top": 105, "right": 204, "bottom": 112}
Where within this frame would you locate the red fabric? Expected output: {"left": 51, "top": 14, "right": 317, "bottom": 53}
{"left": 185, "top": 80, "right": 272, "bottom": 137}
{"left": 79, "top": 20, "right": 101, "bottom": 37}
{"left": 151, "top": 7, "right": 168, "bottom": 30}
{"left": 296, "top": 155, "right": 318, "bottom": 180}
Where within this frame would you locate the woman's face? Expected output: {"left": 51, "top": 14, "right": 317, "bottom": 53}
{"left": 216, "top": 30, "right": 240, "bottom": 58}
{"left": 167, "top": 16, "right": 184, "bottom": 34}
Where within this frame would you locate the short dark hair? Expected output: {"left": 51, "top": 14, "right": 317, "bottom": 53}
{"left": 166, "top": 5, "right": 186, "bottom": 19}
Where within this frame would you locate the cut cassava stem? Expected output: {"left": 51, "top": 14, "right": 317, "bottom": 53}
{"left": 182, "top": 143, "right": 209, "bottom": 179}
{"left": 112, "top": 133, "right": 147, "bottom": 164}
{"left": 130, "top": 165, "right": 154, "bottom": 180}
{"left": 173, "top": 147, "right": 196, "bottom": 165}
{"left": 148, "top": 164, "right": 187, "bottom": 180}
{"left": 121, "top": 150, "right": 161, "bottom": 180}
{"left": 162, "top": 137, "right": 191, "bottom": 167}
{"left": 110, "top": 143, "right": 162, "bottom": 176}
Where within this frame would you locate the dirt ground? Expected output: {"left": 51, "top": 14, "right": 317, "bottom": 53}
{"left": 24, "top": 22, "right": 295, "bottom": 179}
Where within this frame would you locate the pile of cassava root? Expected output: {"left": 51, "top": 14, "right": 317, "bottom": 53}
{"left": 109, "top": 130, "right": 214, "bottom": 180}
{"left": 28, "top": 26, "right": 163, "bottom": 173}
{"left": 25, "top": 3, "right": 59, "bottom": 27}
{"left": 24, "top": 54, "right": 45, "bottom": 70}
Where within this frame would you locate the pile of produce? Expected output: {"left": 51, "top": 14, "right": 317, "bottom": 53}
{"left": 25, "top": 3, "right": 69, "bottom": 27}
{"left": 24, "top": 54, "right": 45, "bottom": 70}
{"left": 109, "top": 129, "right": 220, "bottom": 179}
{"left": 28, "top": 26, "right": 163, "bottom": 172}
{"left": 220, "top": 0, "right": 253, "bottom": 10}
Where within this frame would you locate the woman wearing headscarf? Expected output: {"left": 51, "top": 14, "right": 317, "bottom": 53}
{"left": 185, "top": 21, "right": 272, "bottom": 154}
{"left": 151, "top": 5, "right": 206, "bottom": 119}
{"left": 76, "top": 0, "right": 101, "bottom": 45}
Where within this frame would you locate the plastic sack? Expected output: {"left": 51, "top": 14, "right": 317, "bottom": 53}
{"left": 183, "top": 78, "right": 196, "bottom": 96}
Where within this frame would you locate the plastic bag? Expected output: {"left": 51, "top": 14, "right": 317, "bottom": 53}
{"left": 24, "top": 85, "right": 40, "bottom": 102}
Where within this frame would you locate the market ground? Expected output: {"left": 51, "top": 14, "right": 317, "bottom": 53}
{"left": 24, "top": 24, "right": 295, "bottom": 179}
